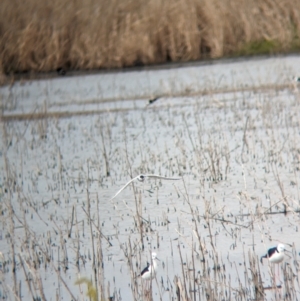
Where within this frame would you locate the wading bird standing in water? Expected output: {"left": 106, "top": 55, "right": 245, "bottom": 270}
{"left": 139, "top": 252, "right": 159, "bottom": 280}
{"left": 260, "top": 244, "right": 285, "bottom": 285}
{"left": 137, "top": 252, "right": 160, "bottom": 297}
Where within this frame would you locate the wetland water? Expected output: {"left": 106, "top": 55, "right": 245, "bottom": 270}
{"left": 1, "top": 56, "right": 300, "bottom": 300}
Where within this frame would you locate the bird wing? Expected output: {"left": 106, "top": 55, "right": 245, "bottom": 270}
{"left": 142, "top": 174, "right": 182, "bottom": 181}
{"left": 109, "top": 174, "right": 181, "bottom": 201}
{"left": 109, "top": 175, "right": 140, "bottom": 201}
{"left": 140, "top": 263, "right": 150, "bottom": 276}
{"left": 267, "top": 246, "right": 278, "bottom": 257}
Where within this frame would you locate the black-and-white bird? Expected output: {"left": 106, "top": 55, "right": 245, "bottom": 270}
{"left": 260, "top": 244, "right": 285, "bottom": 284}
{"left": 260, "top": 244, "right": 285, "bottom": 264}
{"left": 293, "top": 76, "right": 300, "bottom": 82}
{"left": 109, "top": 174, "right": 181, "bottom": 201}
{"left": 292, "top": 76, "right": 300, "bottom": 92}
{"left": 140, "top": 252, "right": 159, "bottom": 280}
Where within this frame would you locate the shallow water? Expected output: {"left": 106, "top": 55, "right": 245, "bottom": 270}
{"left": 1, "top": 56, "right": 300, "bottom": 300}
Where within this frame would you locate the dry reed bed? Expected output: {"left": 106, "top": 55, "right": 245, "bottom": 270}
{"left": 1, "top": 0, "right": 300, "bottom": 74}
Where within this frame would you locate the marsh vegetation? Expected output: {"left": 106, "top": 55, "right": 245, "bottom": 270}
{"left": 1, "top": 57, "right": 300, "bottom": 300}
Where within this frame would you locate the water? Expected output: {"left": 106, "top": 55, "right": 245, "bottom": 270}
{"left": 1, "top": 56, "right": 300, "bottom": 300}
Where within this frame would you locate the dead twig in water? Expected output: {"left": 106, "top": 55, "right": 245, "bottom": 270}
{"left": 81, "top": 206, "right": 112, "bottom": 247}
{"left": 68, "top": 205, "right": 75, "bottom": 238}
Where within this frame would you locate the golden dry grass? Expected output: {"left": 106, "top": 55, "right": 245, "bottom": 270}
{"left": 1, "top": 0, "right": 300, "bottom": 74}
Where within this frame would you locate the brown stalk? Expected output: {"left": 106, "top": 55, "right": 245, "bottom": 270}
{"left": 178, "top": 243, "right": 189, "bottom": 300}
{"left": 2, "top": 123, "right": 18, "bottom": 297}
{"left": 86, "top": 160, "right": 99, "bottom": 300}
{"left": 96, "top": 193, "right": 105, "bottom": 301}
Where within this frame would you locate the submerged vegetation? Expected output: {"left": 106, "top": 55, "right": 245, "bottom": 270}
{"left": 1, "top": 0, "right": 300, "bottom": 74}
{"left": 75, "top": 278, "right": 97, "bottom": 301}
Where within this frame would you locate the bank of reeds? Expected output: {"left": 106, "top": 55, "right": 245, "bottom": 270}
{"left": 1, "top": 0, "right": 300, "bottom": 75}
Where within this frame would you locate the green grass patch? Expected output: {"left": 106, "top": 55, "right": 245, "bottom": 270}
{"left": 237, "top": 40, "right": 281, "bottom": 56}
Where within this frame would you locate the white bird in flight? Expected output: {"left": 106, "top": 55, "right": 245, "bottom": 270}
{"left": 109, "top": 174, "right": 181, "bottom": 201}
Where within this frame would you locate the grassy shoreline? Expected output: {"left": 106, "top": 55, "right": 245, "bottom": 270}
{"left": 1, "top": 0, "right": 300, "bottom": 77}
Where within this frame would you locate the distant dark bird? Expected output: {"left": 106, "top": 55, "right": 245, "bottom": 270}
{"left": 140, "top": 252, "right": 159, "bottom": 280}
{"left": 56, "top": 67, "right": 66, "bottom": 76}
{"left": 260, "top": 244, "right": 285, "bottom": 264}
{"left": 148, "top": 97, "right": 159, "bottom": 105}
